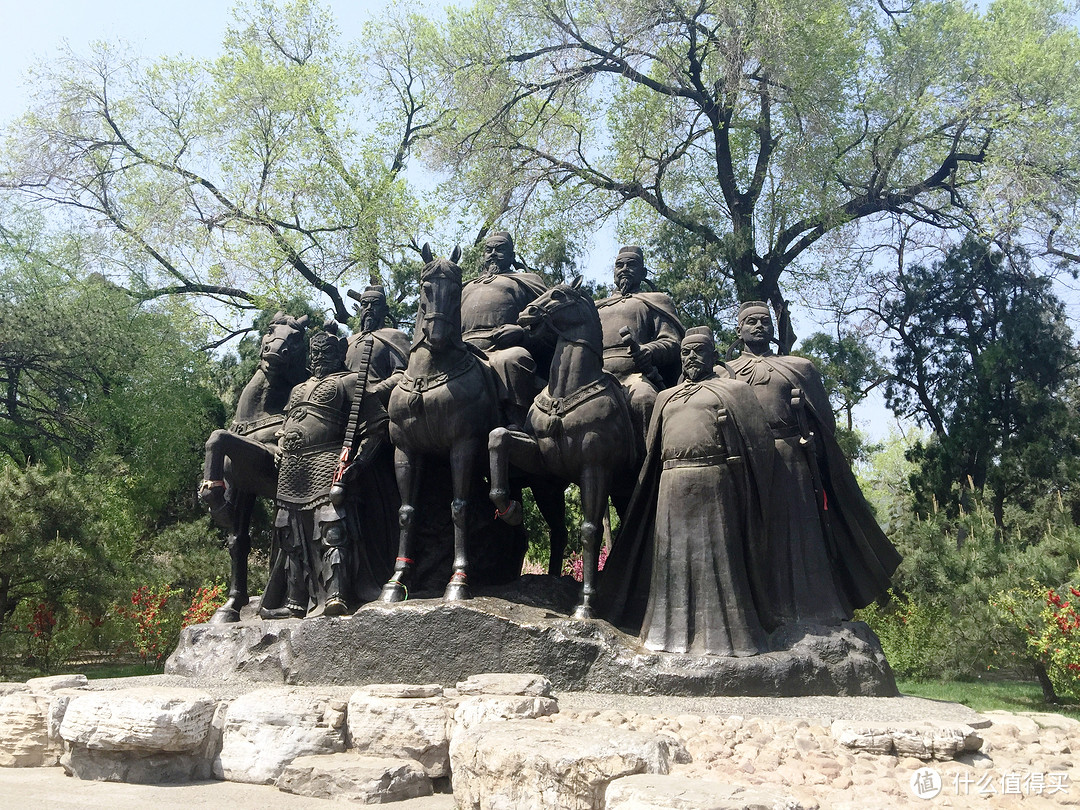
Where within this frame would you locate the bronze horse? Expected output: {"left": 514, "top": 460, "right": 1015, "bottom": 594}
{"left": 380, "top": 245, "right": 503, "bottom": 602}
{"left": 489, "top": 278, "right": 637, "bottom": 618}
{"left": 199, "top": 313, "right": 310, "bottom": 622}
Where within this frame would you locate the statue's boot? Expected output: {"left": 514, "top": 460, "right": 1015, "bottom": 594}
{"left": 323, "top": 563, "right": 350, "bottom": 617}
{"left": 259, "top": 560, "right": 307, "bottom": 619}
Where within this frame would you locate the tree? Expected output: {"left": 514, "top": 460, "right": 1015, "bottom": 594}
{"left": 873, "top": 236, "right": 1080, "bottom": 525}
{"left": 1, "top": 0, "right": 440, "bottom": 329}
{"left": 797, "top": 330, "right": 886, "bottom": 461}
{"left": 416, "top": 0, "right": 1080, "bottom": 349}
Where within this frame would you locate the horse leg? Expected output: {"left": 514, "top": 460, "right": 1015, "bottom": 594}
{"left": 573, "top": 466, "right": 608, "bottom": 620}
{"left": 380, "top": 446, "right": 423, "bottom": 603}
{"left": 199, "top": 429, "right": 234, "bottom": 527}
{"left": 445, "top": 439, "right": 481, "bottom": 601}
{"left": 532, "top": 479, "right": 569, "bottom": 577}
{"left": 210, "top": 491, "right": 256, "bottom": 624}
{"left": 488, "top": 427, "right": 542, "bottom": 526}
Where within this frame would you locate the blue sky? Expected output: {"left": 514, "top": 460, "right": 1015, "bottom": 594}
{"left": 2, "top": 1, "right": 393, "bottom": 125}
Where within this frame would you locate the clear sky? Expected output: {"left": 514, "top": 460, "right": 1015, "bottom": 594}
{"left": 2, "top": 1, "right": 395, "bottom": 126}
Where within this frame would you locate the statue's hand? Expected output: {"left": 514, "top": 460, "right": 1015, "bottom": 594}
{"left": 329, "top": 482, "right": 346, "bottom": 507}
{"left": 630, "top": 344, "right": 653, "bottom": 371}
{"left": 490, "top": 323, "right": 525, "bottom": 348}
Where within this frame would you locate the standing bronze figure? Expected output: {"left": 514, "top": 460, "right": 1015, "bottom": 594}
{"left": 199, "top": 313, "right": 310, "bottom": 623}
{"left": 261, "top": 325, "right": 373, "bottom": 618}
{"left": 488, "top": 278, "right": 637, "bottom": 619}
{"left": 380, "top": 245, "right": 503, "bottom": 603}
{"left": 599, "top": 327, "right": 774, "bottom": 655}
{"left": 727, "top": 302, "right": 901, "bottom": 628}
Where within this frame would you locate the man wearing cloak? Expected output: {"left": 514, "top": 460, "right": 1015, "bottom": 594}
{"left": 726, "top": 301, "right": 901, "bottom": 629}
{"left": 459, "top": 231, "right": 549, "bottom": 427}
{"left": 595, "top": 246, "right": 685, "bottom": 452}
{"left": 598, "top": 327, "right": 774, "bottom": 656}
{"left": 345, "top": 284, "right": 410, "bottom": 407}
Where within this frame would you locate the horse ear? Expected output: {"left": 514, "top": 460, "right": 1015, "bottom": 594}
{"left": 421, "top": 243, "right": 433, "bottom": 264}
{"left": 296, "top": 315, "right": 309, "bottom": 328}
{"left": 570, "top": 275, "right": 583, "bottom": 289}
{"left": 450, "top": 244, "right": 462, "bottom": 264}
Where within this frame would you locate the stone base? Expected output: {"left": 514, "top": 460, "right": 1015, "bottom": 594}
{"left": 167, "top": 580, "right": 897, "bottom": 697}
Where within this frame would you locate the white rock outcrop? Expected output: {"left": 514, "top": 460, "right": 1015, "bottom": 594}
{"left": 830, "top": 719, "right": 982, "bottom": 760}
{"left": 347, "top": 684, "right": 451, "bottom": 778}
{"left": 57, "top": 687, "right": 218, "bottom": 783}
{"left": 605, "top": 773, "right": 806, "bottom": 810}
{"left": 0, "top": 692, "right": 56, "bottom": 767}
{"left": 215, "top": 687, "right": 347, "bottom": 784}
{"left": 276, "top": 752, "right": 434, "bottom": 803}
{"left": 450, "top": 718, "right": 689, "bottom": 810}
{"left": 60, "top": 688, "right": 216, "bottom": 752}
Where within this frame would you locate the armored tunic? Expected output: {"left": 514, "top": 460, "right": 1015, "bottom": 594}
{"left": 460, "top": 271, "right": 548, "bottom": 348}
{"left": 596, "top": 291, "right": 684, "bottom": 385}
{"left": 276, "top": 372, "right": 353, "bottom": 510}
{"left": 595, "top": 291, "right": 684, "bottom": 448}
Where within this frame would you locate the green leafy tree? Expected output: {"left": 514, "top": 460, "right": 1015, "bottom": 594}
{"left": 873, "top": 236, "right": 1080, "bottom": 525}
{"left": 412, "top": 0, "right": 1080, "bottom": 348}
{"left": 1, "top": 0, "right": 437, "bottom": 324}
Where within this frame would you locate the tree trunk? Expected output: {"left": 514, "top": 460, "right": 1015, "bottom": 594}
{"left": 1034, "top": 660, "right": 1059, "bottom": 704}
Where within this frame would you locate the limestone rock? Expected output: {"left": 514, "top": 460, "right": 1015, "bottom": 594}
{"left": 0, "top": 682, "right": 30, "bottom": 696}
{"left": 59, "top": 688, "right": 216, "bottom": 753}
{"left": 982, "top": 710, "right": 1040, "bottom": 735}
{"left": 450, "top": 718, "right": 688, "bottom": 810}
{"left": 56, "top": 687, "right": 218, "bottom": 783}
{"left": 830, "top": 720, "right": 982, "bottom": 761}
{"left": 26, "top": 674, "right": 87, "bottom": 692}
{"left": 453, "top": 694, "right": 559, "bottom": 734}
{"left": 60, "top": 747, "right": 213, "bottom": 783}
{"left": 605, "top": 774, "right": 807, "bottom": 810}
{"left": 457, "top": 673, "right": 553, "bottom": 697}
{"left": 276, "top": 752, "right": 433, "bottom": 803}
{"left": 0, "top": 692, "right": 55, "bottom": 767}
{"left": 354, "top": 683, "right": 443, "bottom": 699}
{"left": 1013, "top": 711, "right": 1079, "bottom": 732}
{"left": 215, "top": 687, "right": 347, "bottom": 784}
{"left": 347, "top": 691, "right": 451, "bottom": 777}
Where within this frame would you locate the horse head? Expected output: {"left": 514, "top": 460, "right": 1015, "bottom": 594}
{"left": 519, "top": 276, "right": 601, "bottom": 347}
{"left": 416, "top": 243, "right": 464, "bottom": 352}
{"left": 260, "top": 312, "right": 310, "bottom": 383}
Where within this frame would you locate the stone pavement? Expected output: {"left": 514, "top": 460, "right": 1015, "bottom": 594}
{"left": 0, "top": 767, "right": 456, "bottom": 809}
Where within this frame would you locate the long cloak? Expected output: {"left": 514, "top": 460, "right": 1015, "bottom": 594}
{"left": 728, "top": 353, "right": 901, "bottom": 622}
{"left": 596, "top": 377, "right": 774, "bottom": 643}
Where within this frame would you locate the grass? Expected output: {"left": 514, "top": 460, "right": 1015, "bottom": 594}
{"left": 898, "top": 678, "right": 1080, "bottom": 720}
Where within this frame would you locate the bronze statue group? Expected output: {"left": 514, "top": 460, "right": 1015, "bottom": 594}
{"left": 199, "top": 234, "right": 900, "bottom": 658}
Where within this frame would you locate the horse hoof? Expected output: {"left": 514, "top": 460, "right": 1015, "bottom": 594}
{"left": 443, "top": 579, "right": 471, "bottom": 601}
{"left": 323, "top": 597, "right": 350, "bottom": 617}
{"left": 380, "top": 582, "right": 407, "bottom": 603}
{"left": 572, "top": 604, "right": 594, "bottom": 620}
{"left": 209, "top": 606, "right": 241, "bottom": 624}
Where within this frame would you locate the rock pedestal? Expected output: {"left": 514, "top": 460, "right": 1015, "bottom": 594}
{"left": 167, "top": 593, "right": 898, "bottom": 697}
{"left": 58, "top": 687, "right": 219, "bottom": 783}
